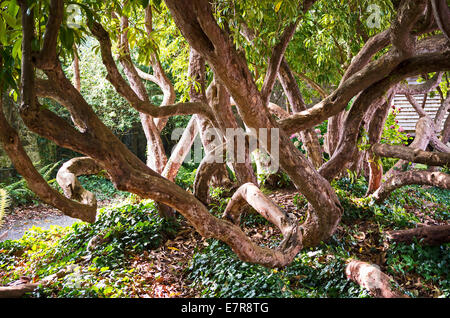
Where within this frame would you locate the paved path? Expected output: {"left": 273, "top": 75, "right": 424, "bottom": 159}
{"left": 0, "top": 215, "right": 80, "bottom": 242}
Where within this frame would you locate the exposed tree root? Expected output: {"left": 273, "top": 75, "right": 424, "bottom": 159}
{"left": 345, "top": 260, "right": 409, "bottom": 298}
{"left": 386, "top": 224, "right": 450, "bottom": 246}
{"left": 0, "top": 282, "right": 39, "bottom": 298}
{"left": 223, "top": 183, "right": 303, "bottom": 259}
{"left": 0, "top": 265, "right": 76, "bottom": 298}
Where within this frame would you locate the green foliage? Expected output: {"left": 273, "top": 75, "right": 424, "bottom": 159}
{"left": 208, "top": 187, "right": 231, "bottom": 217}
{"left": 78, "top": 175, "right": 128, "bottom": 201}
{"left": 292, "top": 193, "right": 307, "bottom": 210}
{"left": 383, "top": 186, "right": 450, "bottom": 222}
{"left": 379, "top": 105, "right": 410, "bottom": 171}
{"left": 1, "top": 161, "right": 62, "bottom": 206}
{"left": 187, "top": 239, "right": 367, "bottom": 298}
{"left": 386, "top": 242, "right": 450, "bottom": 297}
{"left": 188, "top": 239, "right": 290, "bottom": 298}
{"left": 0, "top": 201, "right": 179, "bottom": 297}
{"left": 174, "top": 165, "right": 197, "bottom": 191}
{"left": 283, "top": 250, "right": 369, "bottom": 298}
{"left": 54, "top": 201, "right": 178, "bottom": 269}
{"left": 333, "top": 177, "right": 450, "bottom": 229}
{"left": 0, "top": 0, "right": 21, "bottom": 94}
{"left": 0, "top": 187, "right": 10, "bottom": 227}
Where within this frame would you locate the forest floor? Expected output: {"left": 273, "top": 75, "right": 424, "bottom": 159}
{"left": 0, "top": 180, "right": 449, "bottom": 298}
{"left": 0, "top": 200, "right": 115, "bottom": 242}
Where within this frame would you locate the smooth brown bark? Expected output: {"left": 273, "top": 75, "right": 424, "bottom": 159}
{"left": 386, "top": 225, "right": 450, "bottom": 246}
{"left": 372, "top": 144, "right": 450, "bottom": 167}
{"left": 0, "top": 283, "right": 39, "bottom": 298}
{"left": 162, "top": 116, "right": 198, "bottom": 181}
{"left": 56, "top": 157, "right": 103, "bottom": 209}
{"left": 346, "top": 260, "right": 409, "bottom": 298}
{"left": 431, "top": 0, "right": 450, "bottom": 41}
{"left": 207, "top": 77, "right": 257, "bottom": 185}
{"left": 223, "top": 183, "right": 303, "bottom": 258}
{"left": 188, "top": 48, "right": 233, "bottom": 195}
{"left": 372, "top": 170, "right": 450, "bottom": 203}
{"left": 442, "top": 114, "right": 450, "bottom": 144}
{"left": 278, "top": 59, "right": 323, "bottom": 169}
{"left": 72, "top": 44, "right": 81, "bottom": 92}
{"left": 165, "top": 0, "right": 343, "bottom": 248}
{"left": 366, "top": 96, "right": 394, "bottom": 194}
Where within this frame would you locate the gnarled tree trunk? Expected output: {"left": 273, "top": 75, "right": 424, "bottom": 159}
{"left": 386, "top": 225, "right": 450, "bottom": 246}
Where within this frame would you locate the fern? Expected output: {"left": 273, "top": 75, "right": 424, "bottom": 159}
{"left": 3, "top": 161, "right": 62, "bottom": 205}
{"left": 0, "top": 188, "right": 10, "bottom": 227}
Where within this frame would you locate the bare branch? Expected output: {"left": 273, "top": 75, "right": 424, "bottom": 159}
{"left": 386, "top": 225, "right": 450, "bottom": 246}
{"left": 431, "top": 0, "right": 450, "bottom": 42}
{"left": 223, "top": 183, "right": 303, "bottom": 258}
{"left": 405, "top": 93, "right": 428, "bottom": 117}
{"left": 0, "top": 96, "right": 97, "bottom": 223}
{"left": 397, "top": 72, "right": 443, "bottom": 95}
{"left": 35, "top": 0, "right": 64, "bottom": 69}
{"left": 162, "top": 116, "right": 198, "bottom": 181}
{"left": 435, "top": 93, "right": 450, "bottom": 127}
{"left": 372, "top": 143, "right": 450, "bottom": 166}
{"left": 372, "top": 170, "right": 450, "bottom": 203}
{"left": 261, "top": 20, "right": 299, "bottom": 104}
{"left": 279, "top": 48, "right": 450, "bottom": 135}
{"left": 56, "top": 157, "right": 104, "bottom": 208}
{"left": 89, "top": 21, "right": 215, "bottom": 122}
{"left": 346, "top": 260, "right": 409, "bottom": 298}
{"left": 291, "top": 70, "right": 328, "bottom": 98}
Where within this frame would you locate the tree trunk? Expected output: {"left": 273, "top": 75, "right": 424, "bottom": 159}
{"left": 366, "top": 93, "right": 394, "bottom": 194}
{"left": 367, "top": 156, "right": 384, "bottom": 195}
{"left": 0, "top": 283, "right": 39, "bottom": 298}
{"left": 441, "top": 113, "right": 450, "bottom": 144}
{"left": 386, "top": 224, "right": 450, "bottom": 246}
{"left": 162, "top": 116, "right": 198, "bottom": 181}
{"left": 188, "top": 48, "right": 233, "bottom": 196}
{"left": 278, "top": 59, "right": 323, "bottom": 169}
{"left": 72, "top": 44, "right": 81, "bottom": 92}
{"left": 223, "top": 182, "right": 303, "bottom": 258}
{"left": 207, "top": 77, "right": 257, "bottom": 185}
